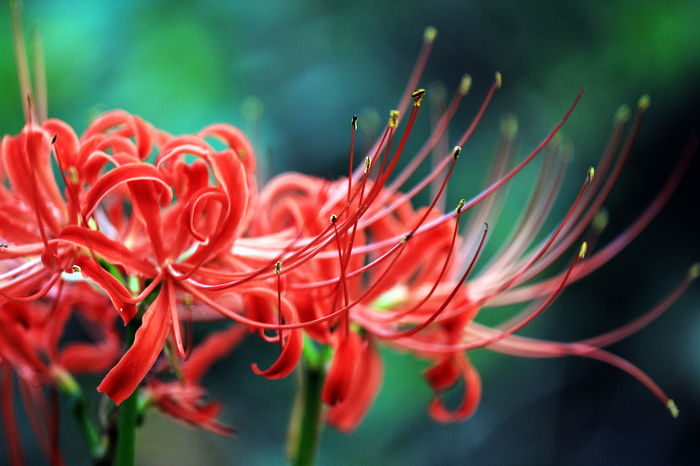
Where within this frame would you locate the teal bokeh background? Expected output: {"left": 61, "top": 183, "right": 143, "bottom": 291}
{"left": 1, "top": 1, "right": 699, "bottom": 464}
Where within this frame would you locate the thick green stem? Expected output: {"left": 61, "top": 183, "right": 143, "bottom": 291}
{"left": 288, "top": 361, "right": 325, "bottom": 466}
{"left": 114, "top": 321, "right": 139, "bottom": 466}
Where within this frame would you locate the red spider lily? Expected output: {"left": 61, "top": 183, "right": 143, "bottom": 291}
{"left": 61, "top": 113, "right": 273, "bottom": 405}
{"left": 205, "top": 30, "right": 697, "bottom": 430}
{"left": 0, "top": 108, "right": 302, "bottom": 407}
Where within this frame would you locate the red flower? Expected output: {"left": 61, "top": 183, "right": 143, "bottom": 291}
{"left": 224, "top": 34, "right": 697, "bottom": 427}
{"left": 0, "top": 109, "right": 303, "bottom": 407}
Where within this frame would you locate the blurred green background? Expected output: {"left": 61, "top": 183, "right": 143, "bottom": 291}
{"left": 1, "top": 1, "right": 699, "bottom": 465}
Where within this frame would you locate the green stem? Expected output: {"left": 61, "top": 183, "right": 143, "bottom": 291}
{"left": 288, "top": 361, "right": 325, "bottom": 466}
{"left": 115, "top": 321, "right": 139, "bottom": 466}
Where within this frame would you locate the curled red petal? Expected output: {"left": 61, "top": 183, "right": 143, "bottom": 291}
{"left": 2, "top": 129, "right": 63, "bottom": 234}
{"left": 180, "top": 187, "right": 228, "bottom": 243}
{"left": 127, "top": 180, "right": 169, "bottom": 265}
{"left": 424, "top": 357, "right": 461, "bottom": 392}
{"left": 81, "top": 110, "right": 153, "bottom": 160}
{"left": 74, "top": 256, "right": 137, "bottom": 324}
{"left": 0, "top": 313, "right": 49, "bottom": 375}
{"left": 197, "top": 123, "right": 257, "bottom": 183}
{"left": 42, "top": 118, "right": 80, "bottom": 171}
{"left": 82, "top": 163, "right": 171, "bottom": 220}
{"left": 56, "top": 226, "right": 157, "bottom": 276}
{"left": 246, "top": 288, "right": 303, "bottom": 380}
{"left": 132, "top": 115, "right": 154, "bottom": 160}
{"left": 427, "top": 353, "right": 482, "bottom": 423}
{"left": 97, "top": 279, "right": 173, "bottom": 405}
{"left": 322, "top": 332, "right": 362, "bottom": 406}
{"left": 326, "top": 338, "right": 384, "bottom": 433}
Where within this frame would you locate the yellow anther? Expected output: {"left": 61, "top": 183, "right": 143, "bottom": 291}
{"left": 364, "top": 156, "right": 371, "bottom": 173}
{"left": 455, "top": 199, "right": 466, "bottom": 214}
{"left": 688, "top": 263, "right": 700, "bottom": 280}
{"left": 67, "top": 166, "right": 79, "bottom": 185}
{"left": 459, "top": 74, "right": 472, "bottom": 95}
{"left": 638, "top": 94, "right": 650, "bottom": 111}
{"left": 667, "top": 399, "right": 679, "bottom": 418}
{"left": 402, "top": 232, "right": 413, "bottom": 243}
{"left": 592, "top": 209, "right": 609, "bottom": 234}
{"left": 72, "top": 265, "right": 81, "bottom": 273}
{"left": 615, "top": 105, "right": 630, "bottom": 124}
{"left": 275, "top": 261, "right": 282, "bottom": 275}
{"left": 588, "top": 167, "right": 595, "bottom": 182}
{"left": 351, "top": 114, "right": 357, "bottom": 130}
{"left": 423, "top": 26, "right": 437, "bottom": 44}
{"left": 330, "top": 214, "right": 337, "bottom": 224}
{"left": 579, "top": 242, "right": 587, "bottom": 259}
{"left": 452, "top": 146, "right": 461, "bottom": 159}
{"left": 495, "top": 72, "right": 502, "bottom": 90}
{"left": 412, "top": 89, "right": 426, "bottom": 107}
{"left": 500, "top": 114, "right": 518, "bottom": 140}
{"left": 237, "top": 148, "right": 246, "bottom": 160}
{"left": 50, "top": 134, "right": 57, "bottom": 144}
{"left": 182, "top": 294, "right": 194, "bottom": 307}
{"left": 389, "top": 110, "right": 400, "bottom": 128}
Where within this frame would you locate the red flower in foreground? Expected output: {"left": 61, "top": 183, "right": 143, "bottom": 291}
{"left": 1, "top": 106, "right": 301, "bottom": 409}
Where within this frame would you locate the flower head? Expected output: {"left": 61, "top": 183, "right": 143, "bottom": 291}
{"left": 209, "top": 29, "right": 697, "bottom": 429}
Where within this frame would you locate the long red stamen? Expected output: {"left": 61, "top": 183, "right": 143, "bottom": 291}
{"left": 276, "top": 261, "right": 283, "bottom": 349}
{"left": 355, "top": 25, "right": 437, "bottom": 171}
{"left": 461, "top": 242, "right": 586, "bottom": 350}
{"left": 460, "top": 88, "right": 584, "bottom": 215}
{"left": 348, "top": 115, "right": 357, "bottom": 204}
{"left": 330, "top": 218, "right": 351, "bottom": 336}
{"left": 366, "top": 199, "right": 465, "bottom": 324}
{"left": 166, "top": 276, "right": 190, "bottom": 360}
{"left": 0, "top": 271, "right": 60, "bottom": 302}
{"left": 292, "top": 148, "right": 460, "bottom": 293}
{"left": 345, "top": 88, "right": 586, "bottom": 255}
{"left": 577, "top": 263, "right": 699, "bottom": 348}
{"left": 522, "top": 97, "right": 649, "bottom": 280}
{"left": 478, "top": 141, "right": 567, "bottom": 275}
{"left": 49, "top": 388, "right": 63, "bottom": 466}
{"left": 373, "top": 221, "right": 488, "bottom": 339}
{"left": 479, "top": 166, "right": 593, "bottom": 302}
{"left": 489, "top": 132, "right": 697, "bottom": 306}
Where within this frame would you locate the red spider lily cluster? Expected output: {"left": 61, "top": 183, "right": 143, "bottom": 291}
{"left": 1, "top": 25, "right": 696, "bottom": 464}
